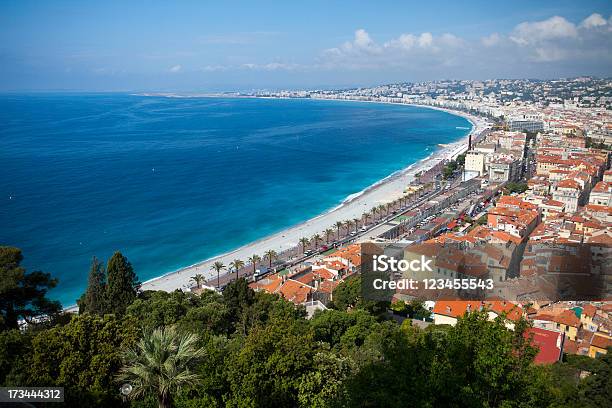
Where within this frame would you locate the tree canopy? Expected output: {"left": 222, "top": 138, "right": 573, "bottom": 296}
{"left": 1, "top": 246, "right": 610, "bottom": 408}
{"left": 0, "top": 246, "right": 61, "bottom": 330}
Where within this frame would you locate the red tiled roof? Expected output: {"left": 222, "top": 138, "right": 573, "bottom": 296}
{"left": 582, "top": 304, "right": 597, "bottom": 318}
{"left": 536, "top": 310, "right": 581, "bottom": 328}
{"left": 591, "top": 334, "right": 612, "bottom": 350}
{"left": 557, "top": 179, "right": 581, "bottom": 190}
{"left": 525, "top": 327, "right": 563, "bottom": 365}
{"left": 433, "top": 300, "right": 522, "bottom": 321}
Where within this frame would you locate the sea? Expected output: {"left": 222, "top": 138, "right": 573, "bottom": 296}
{"left": 0, "top": 94, "right": 471, "bottom": 306}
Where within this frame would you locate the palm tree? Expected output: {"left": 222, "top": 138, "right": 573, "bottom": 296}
{"left": 343, "top": 220, "right": 352, "bottom": 236}
{"left": 378, "top": 204, "right": 386, "bottom": 218}
{"left": 229, "top": 259, "right": 244, "bottom": 281}
{"left": 117, "top": 326, "right": 206, "bottom": 408}
{"left": 248, "top": 254, "right": 261, "bottom": 276}
{"left": 211, "top": 261, "right": 226, "bottom": 289}
{"left": 190, "top": 274, "right": 205, "bottom": 289}
{"left": 312, "top": 233, "right": 322, "bottom": 249}
{"left": 371, "top": 206, "right": 379, "bottom": 221}
{"left": 324, "top": 228, "right": 334, "bottom": 244}
{"left": 363, "top": 211, "right": 371, "bottom": 225}
{"left": 299, "top": 237, "right": 310, "bottom": 254}
{"left": 335, "top": 221, "right": 343, "bottom": 240}
{"left": 353, "top": 218, "right": 360, "bottom": 233}
{"left": 264, "top": 249, "right": 278, "bottom": 268}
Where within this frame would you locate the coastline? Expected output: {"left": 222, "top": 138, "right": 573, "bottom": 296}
{"left": 133, "top": 99, "right": 489, "bottom": 295}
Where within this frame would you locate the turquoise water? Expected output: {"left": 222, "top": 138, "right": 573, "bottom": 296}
{"left": 0, "top": 94, "right": 470, "bottom": 305}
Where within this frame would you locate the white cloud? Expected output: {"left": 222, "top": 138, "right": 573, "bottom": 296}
{"left": 481, "top": 33, "right": 500, "bottom": 47}
{"left": 169, "top": 64, "right": 182, "bottom": 73}
{"left": 327, "top": 29, "right": 383, "bottom": 56}
{"left": 418, "top": 32, "right": 433, "bottom": 48}
{"left": 388, "top": 33, "right": 416, "bottom": 50}
{"left": 320, "top": 28, "right": 467, "bottom": 71}
{"left": 190, "top": 12, "right": 612, "bottom": 79}
{"left": 580, "top": 13, "right": 607, "bottom": 29}
{"left": 510, "top": 16, "right": 577, "bottom": 45}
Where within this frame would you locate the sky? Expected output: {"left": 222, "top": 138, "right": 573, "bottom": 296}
{"left": 1, "top": 0, "right": 611, "bottom": 91}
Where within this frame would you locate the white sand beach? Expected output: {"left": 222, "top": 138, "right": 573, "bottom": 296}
{"left": 140, "top": 103, "right": 490, "bottom": 293}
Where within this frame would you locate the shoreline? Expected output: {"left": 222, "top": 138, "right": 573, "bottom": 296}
{"left": 134, "top": 98, "right": 488, "bottom": 295}
{"left": 63, "top": 98, "right": 489, "bottom": 309}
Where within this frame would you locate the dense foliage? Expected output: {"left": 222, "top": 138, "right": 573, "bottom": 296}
{"left": 0, "top": 246, "right": 61, "bottom": 330}
{"left": 504, "top": 181, "right": 529, "bottom": 194}
{"left": 442, "top": 153, "right": 465, "bottom": 180}
{"left": 0, "top": 246, "right": 610, "bottom": 407}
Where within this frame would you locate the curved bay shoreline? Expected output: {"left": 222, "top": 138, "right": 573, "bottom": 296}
{"left": 65, "top": 99, "right": 488, "bottom": 309}
{"left": 138, "top": 101, "right": 487, "bottom": 291}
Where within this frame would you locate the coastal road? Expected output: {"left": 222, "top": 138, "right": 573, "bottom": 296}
{"left": 140, "top": 112, "right": 491, "bottom": 294}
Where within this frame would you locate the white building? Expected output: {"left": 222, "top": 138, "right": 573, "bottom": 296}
{"left": 589, "top": 181, "right": 612, "bottom": 207}
{"left": 464, "top": 150, "right": 486, "bottom": 177}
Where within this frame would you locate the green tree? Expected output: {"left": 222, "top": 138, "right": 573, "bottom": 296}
{"left": 77, "top": 256, "right": 108, "bottom": 315}
{"left": 105, "top": 251, "right": 139, "bottom": 315}
{"left": 335, "top": 221, "right": 343, "bottom": 239}
{"left": 22, "top": 313, "right": 138, "bottom": 406}
{"left": 299, "top": 237, "right": 310, "bottom": 254}
{"left": 297, "top": 350, "right": 352, "bottom": 408}
{"left": 225, "top": 319, "right": 317, "bottom": 408}
{"left": 190, "top": 273, "right": 205, "bottom": 289}
{"left": 330, "top": 275, "right": 371, "bottom": 311}
{"left": 211, "top": 261, "right": 226, "bottom": 289}
{"left": 222, "top": 278, "right": 254, "bottom": 318}
{"left": 247, "top": 254, "right": 261, "bottom": 277}
{"left": 505, "top": 181, "right": 529, "bottom": 194}
{"left": 126, "top": 290, "right": 209, "bottom": 331}
{"left": 456, "top": 153, "right": 466, "bottom": 166}
{"left": 324, "top": 228, "right": 334, "bottom": 245}
{"left": 228, "top": 259, "right": 244, "bottom": 281}
{"left": 343, "top": 220, "right": 353, "bottom": 235}
{"left": 118, "top": 326, "right": 206, "bottom": 408}
{"left": 426, "top": 311, "right": 541, "bottom": 407}
{"left": 263, "top": 249, "right": 277, "bottom": 268}
{"left": 573, "top": 348, "right": 612, "bottom": 407}
{"left": 0, "top": 246, "right": 61, "bottom": 330}
{"left": 0, "top": 329, "right": 31, "bottom": 385}
{"left": 406, "top": 299, "right": 431, "bottom": 320}
{"left": 311, "top": 234, "right": 322, "bottom": 249}
{"left": 310, "top": 309, "right": 377, "bottom": 349}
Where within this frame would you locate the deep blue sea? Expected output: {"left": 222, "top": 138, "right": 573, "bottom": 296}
{"left": 0, "top": 94, "right": 470, "bottom": 305}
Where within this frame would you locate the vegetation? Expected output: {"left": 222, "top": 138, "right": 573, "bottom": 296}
{"left": 505, "top": 181, "right": 529, "bottom": 194}
{"left": 1, "top": 246, "right": 610, "bottom": 408}
{"left": 118, "top": 327, "right": 206, "bottom": 408}
{"left": 442, "top": 153, "right": 465, "bottom": 179}
{"left": 189, "top": 273, "right": 205, "bottom": 290}
{"left": 248, "top": 254, "right": 261, "bottom": 276}
{"left": 106, "top": 252, "right": 140, "bottom": 315}
{"left": 263, "top": 250, "right": 277, "bottom": 268}
{"left": 210, "top": 261, "right": 225, "bottom": 289}
{"left": 585, "top": 137, "right": 611, "bottom": 150}
{"left": 299, "top": 237, "right": 310, "bottom": 254}
{"left": 228, "top": 259, "right": 244, "bottom": 281}
{"left": 0, "top": 246, "right": 61, "bottom": 330}
{"left": 78, "top": 251, "right": 140, "bottom": 316}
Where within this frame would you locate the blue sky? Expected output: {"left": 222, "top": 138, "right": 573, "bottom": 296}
{"left": 1, "top": 0, "right": 611, "bottom": 91}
